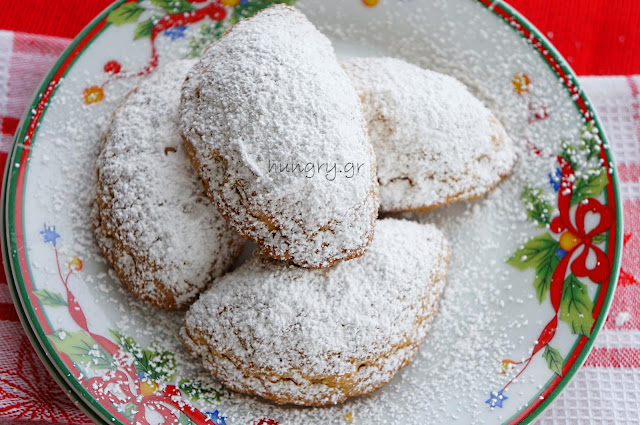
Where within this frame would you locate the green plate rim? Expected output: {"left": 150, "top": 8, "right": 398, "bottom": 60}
{"left": 0, "top": 1, "right": 623, "bottom": 424}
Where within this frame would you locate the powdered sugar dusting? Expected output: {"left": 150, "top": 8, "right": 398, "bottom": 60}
{"left": 180, "top": 5, "right": 378, "bottom": 268}
{"left": 93, "top": 59, "right": 245, "bottom": 309}
{"left": 15, "top": 1, "right": 607, "bottom": 424}
{"left": 342, "top": 57, "right": 517, "bottom": 213}
{"left": 182, "top": 219, "right": 449, "bottom": 406}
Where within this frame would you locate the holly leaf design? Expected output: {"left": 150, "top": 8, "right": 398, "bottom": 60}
{"left": 47, "top": 330, "right": 113, "bottom": 370}
{"left": 107, "top": 3, "right": 145, "bottom": 26}
{"left": 178, "top": 378, "right": 226, "bottom": 402}
{"left": 508, "top": 233, "right": 561, "bottom": 303}
{"left": 571, "top": 168, "right": 608, "bottom": 205}
{"left": 150, "top": 0, "right": 194, "bottom": 14}
{"left": 532, "top": 253, "right": 560, "bottom": 303}
{"left": 560, "top": 274, "right": 595, "bottom": 337}
{"left": 521, "top": 186, "right": 553, "bottom": 227}
{"left": 542, "top": 345, "right": 564, "bottom": 376}
{"left": 230, "top": 0, "right": 297, "bottom": 25}
{"left": 134, "top": 18, "right": 155, "bottom": 40}
{"left": 33, "top": 289, "right": 67, "bottom": 307}
{"left": 507, "top": 233, "right": 559, "bottom": 271}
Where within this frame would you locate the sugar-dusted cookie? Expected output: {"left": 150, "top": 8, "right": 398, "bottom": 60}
{"left": 342, "top": 57, "right": 517, "bottom": 213}
{"left": 181, "top": 219, "right": 449, "bottom": 406}
{"left": 93, "top": 60, "right": 245, "bottom": 310}
{"left": 180, "top": 5, "right": 378, "bottom": 269}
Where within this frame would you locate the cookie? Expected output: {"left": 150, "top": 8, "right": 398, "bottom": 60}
{"left": 93, "top": 60, "right": 245, "bottom": 310}
{"left": 181, "top": 218, "right": 449, "bottom": 406}
{"left": 180, "top": 5, "right": 378, "bottom": 269}
{"left": 342, "top": 57, "right": 517, "bottom": 213}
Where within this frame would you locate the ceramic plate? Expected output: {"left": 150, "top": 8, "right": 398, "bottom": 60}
{"left": 1, "top": 1, "right": 623, "bottom": 424}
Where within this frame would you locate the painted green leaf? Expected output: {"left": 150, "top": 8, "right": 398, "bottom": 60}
{"left": 187, "top": 22, "right": 227, "bottom": 58}
{"left": 33, "top": 289, "right": 67, "bottom": 307}
{"left": 507, "top": 233, "right": 559, "bottom": 271}
{"left": 560, "top": 274, "right": 595, "bottom": 337}
{"left": 151, "top": 0, "right": 195, "bottom": 14}
{"left": 47, "top": 330, "right": 113, "bottom": 370}
{"left": 178, "top": 378, "right": 225, "bottom": 402}
{"left": 571, "top": 168, "right": 608, "bottom": 205}
{"left": 109, "top": 330, "right": 175, "bottom": 380}
{"left": 508, "top": 234, "right": 561, "bottom": 303}
{"left": 542, "top": 345, "right": 564, "bottom": 376}
{"left": 107, "top": 3, "right": 145, "bottom": 26}
{"left": 521, "top": 186, "right": 553, "bottom": 227}
{"left": 230, "top": 0, "right": 297, "bottom": 25}
{"left": 110, "top": 330, "right": 148, "bottom": 374}
{"left": 109, "top": 329, "right": 137, "bottom": 349}
{"left": 179, "top": 413, "right": 196, "bottom": 425}
{"left": 560, "top": 142, "right": 580, "bottom": 171}
{"left": 532, "top": 253, "right": 560, "bottom": 303}
{"left": 580, "top": 121, "right": 601, "bottom": 161}
{"left": 560, "top": 123, "right": 603, "bottom": 172}
{"left": 134, "top": 19, "right": 154, "bottom": 40}
{"left": 123, "top": 403, "right": 137, "bottom": 421}
{"left": 142, "top": 345, "right": 176, "bottom": 380}
{"left": 592, "top": 233, "right": 607, "bottom": 244}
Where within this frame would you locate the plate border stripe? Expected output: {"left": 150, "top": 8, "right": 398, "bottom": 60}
{"left": 0, "top": 1, "right": 624, "bottom": 424}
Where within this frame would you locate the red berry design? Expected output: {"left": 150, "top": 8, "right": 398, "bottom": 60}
{"left": 207, "top": 5, "right": 227, "bottom": 21}
{"left": 104, "top": 60, "right": 122, "bottom": 75}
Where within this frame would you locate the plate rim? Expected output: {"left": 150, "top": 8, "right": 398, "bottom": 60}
{"left": 1, "top": 252, "right": 111, "bottom": 425}
{"left": 0, "top": 1, "right": 624, "bottom": 424}
{"left": 480, "top": 1, "right": 622, "bottom": 422}
{"left": 1, "top": 128, "right": 111, "bottom": 425}
{"left": 1, "top": 2, "right": 135, "bottom": 423}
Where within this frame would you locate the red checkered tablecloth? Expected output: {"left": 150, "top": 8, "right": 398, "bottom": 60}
{"left": 1, "top": 6, "right": 640, "bottom": 425}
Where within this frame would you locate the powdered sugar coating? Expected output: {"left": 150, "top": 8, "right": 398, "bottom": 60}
{"left": 93, "top": 60, "right": 245, "bottom": 310}
{"left": 181, "top": 219, "right": 449, "bottom": 406}
{"left": 342, "top": 57, "right": 517, "bottom": 213}
{"left": 180, "top": 5, "right": 378, "bottom": 269}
